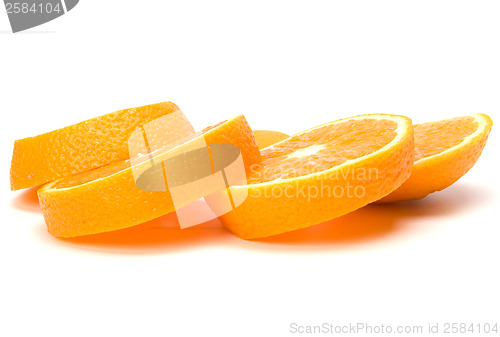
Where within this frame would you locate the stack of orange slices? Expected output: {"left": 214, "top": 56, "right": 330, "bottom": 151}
{"left": 10, "top": 102, "right": 493, "bottom": 240}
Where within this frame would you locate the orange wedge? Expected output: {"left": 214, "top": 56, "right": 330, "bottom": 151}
{"left": 209, "top": 114, "right": 415, "bottom": 239}
{"left": 38, "top": 115, "right": 261, "bottom": 237}
{"left": 10, "top": 102, "right": 185, "bottom": 190}
{"left": 253, "top": 130, "right": 290, "bottom": 149}
{"left": 379, "top": 114, "right": 493, "bottom": 203}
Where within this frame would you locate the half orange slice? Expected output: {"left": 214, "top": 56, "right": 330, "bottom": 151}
{"left": 379, "top": 114, "right": 493, "bottom": 202}
{"left": 38, "top": 115, "right": 261, "bottom": 237}
{"left": 253, "top": 130, "right": 290, "bottom": 149}
{"left": 210, "top": 114, "right": 415, "bottom": 239}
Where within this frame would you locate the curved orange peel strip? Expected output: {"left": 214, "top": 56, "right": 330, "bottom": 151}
{"left": 10, "top": 102, "right": 187, "bottom": 190}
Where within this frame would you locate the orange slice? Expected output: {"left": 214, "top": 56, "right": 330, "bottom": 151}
{"left": 379, "top": 114, "right": 493, "bottom": 203}
{"left": 209, "top": 114, "right": 415, "bottom": 239}
{"left": 38, "top": 115, "right": 261, "bottom": 238}
{"left": 253, "top": 130, "right": 290, "bottom": 149}
{"left": 10, "top": 102, "right": 186, "bottom": 190}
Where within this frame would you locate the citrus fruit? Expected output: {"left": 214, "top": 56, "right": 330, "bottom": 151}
{"left": 11, "top": 101, "right": 186, "bottom": 190}
{"left": 208, "top": 114, "right": 415, "bottom": 239}
{"left": 38, "top": 115, "right": 261, "bottom": 237}
{"left": 253, "top": 130, "right": 290, "bottom": 149}
{"left": 378, "top": 114, "right": 493, "bottom": 203}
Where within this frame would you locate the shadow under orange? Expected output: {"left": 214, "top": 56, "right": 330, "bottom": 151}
{"left": 12, "top": 186, "right": 41, "bottom": 213}
{"left": 29, "top": 182, "right": 493, "bottom": 253}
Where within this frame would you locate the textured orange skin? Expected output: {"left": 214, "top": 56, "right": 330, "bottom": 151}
{"left": 253, "top": 130, "right": 290, "bottom": 149}
{"left": 10, "top": 102, "right": 181, "bottom": 190}
{"left": 38, "top": 115, "right": 261, "bottom": 238}
{"left": 215, "top": 115, "right": 415, "bottom": 239}
{"left": 379, "top": 114, "right": 493, "bottom": 203}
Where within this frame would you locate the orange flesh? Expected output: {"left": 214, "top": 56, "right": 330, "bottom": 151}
{"left": 414, "top": 117, "right": 478, "bottom": 161}
{"left": 247, "top": 119, "right": 398, "bottom": 184}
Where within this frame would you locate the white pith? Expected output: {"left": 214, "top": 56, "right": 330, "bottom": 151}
{"left": 286, "top": 144, "right": 326, "bottom": 159}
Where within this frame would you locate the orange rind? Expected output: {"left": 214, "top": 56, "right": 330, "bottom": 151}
{"left": 11, "top": 102, "right": 187, "bottom": 190}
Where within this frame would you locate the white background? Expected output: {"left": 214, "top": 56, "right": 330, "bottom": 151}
{"left": 1, "top": 1, "right": 499, "bottom": 336}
